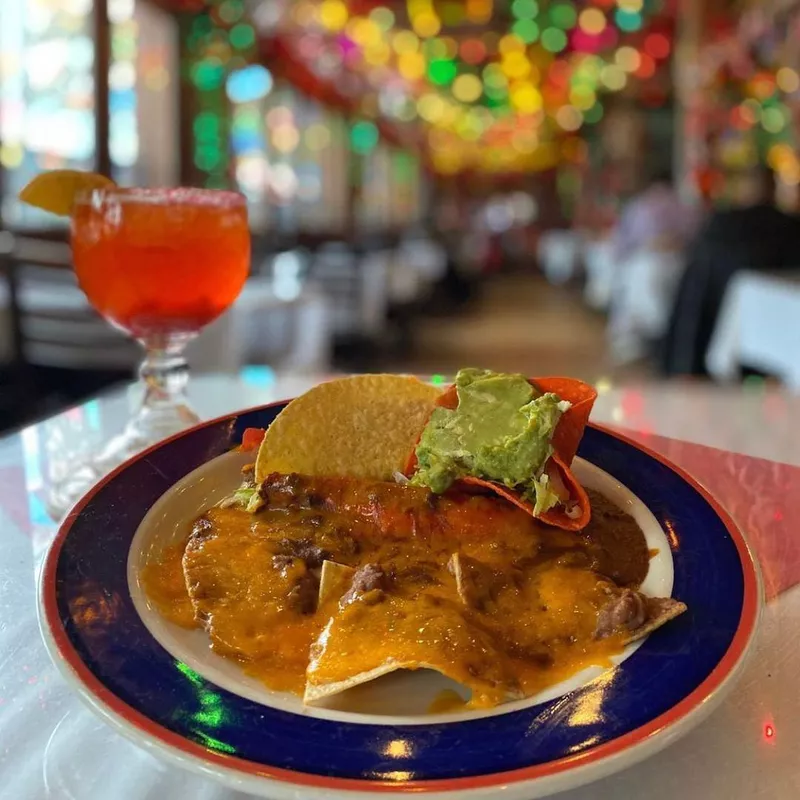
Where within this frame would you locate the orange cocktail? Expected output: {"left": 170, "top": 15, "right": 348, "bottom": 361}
{"left": 71, "top": 188, "right": 249, "bottom": 339}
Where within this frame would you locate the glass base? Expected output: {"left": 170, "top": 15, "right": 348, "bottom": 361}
{"left": 46, "top": 402, "right": 200, "bottom": 521}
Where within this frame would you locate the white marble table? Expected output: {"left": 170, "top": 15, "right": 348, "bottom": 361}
{"left": 2, "top": 371, "right": 799, "bottom": 799}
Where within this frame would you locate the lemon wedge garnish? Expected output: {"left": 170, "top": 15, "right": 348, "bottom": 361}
{"left": 18, "top": 170, "right": 116, "bottom": 216}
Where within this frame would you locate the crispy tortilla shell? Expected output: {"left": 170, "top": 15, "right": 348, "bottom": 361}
{"left": 406, "top": 377, "right": 596, "bottom": 530}
{"left": 255, "top": 375, "right": 441, "bottom": 484}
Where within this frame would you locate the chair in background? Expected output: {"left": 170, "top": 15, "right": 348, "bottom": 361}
{"left": 0, "top": 234, "right": 332, "bottom": 409}
{"left": 306, "top": 241, "right": 391, "bottom": 342}
{"left": 16, "top": 266, "right": 140, "bottom": 371}
{"left": 607, "top": 246, "right": 686, "bottom": 364}
{"left": 0, "top": 234, "right": 139, "bottom": 428}
{"left": 537, "top": 229, "right": 583, "bottom": 285}
{"left": 396, "top": 232, "right": 448, "bottom": 290}
{"left": 356, "top": 248, "right": 393, "bottom": 339}
{"left": 256, "top": 247, "right": 312, "bottom": 287}
{"left": 187, "top": 274, "right": 332, "bottom": 375}
{"left": 706, "top": 271, "right": 800, "bottom": 388}
{"left": 583, "top": 238, "right": 617, "bottom": 311}
{"left": 0, "top": 236, "right": 139, "bottom": 373}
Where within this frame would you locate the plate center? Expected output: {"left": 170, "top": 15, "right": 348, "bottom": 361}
{"left": 128, "top": 452, "right": 675, "bottom": 725}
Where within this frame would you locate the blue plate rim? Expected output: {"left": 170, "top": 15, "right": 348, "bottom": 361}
{"left": 38, "top": 402, "right": 763, "bottom": 796}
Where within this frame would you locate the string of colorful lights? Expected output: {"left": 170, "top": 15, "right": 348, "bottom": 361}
{"left": 182, "top": 0, "right": 674, "bottom": 186}
{"left": 678, "top": 2, "right": 800, "bottom": 200}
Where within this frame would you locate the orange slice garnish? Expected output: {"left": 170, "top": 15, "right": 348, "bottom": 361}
{"left": 18, "top": 170, "right": 116, "bottom": 216}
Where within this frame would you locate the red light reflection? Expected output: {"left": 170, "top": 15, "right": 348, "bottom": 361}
{"left": 764, "top": 722, "right": 776, "bottom": 743}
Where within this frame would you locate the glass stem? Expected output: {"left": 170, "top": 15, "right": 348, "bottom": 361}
{"left": 126, "top": 334, "right": 200, "bottom": 445}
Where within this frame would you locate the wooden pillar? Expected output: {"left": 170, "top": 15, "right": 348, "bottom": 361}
{"left": 177, "top": 16, "right": 195, "bottom": 186}
{"left": 0, "top": 239, "right": 23, "bottom": 367}
{"left": 673, "top": 0, "right": 705, "bottom": 202}
{"left": 345, "top": 119, "right": 358, "bottom": 240}
{"left": 93, "top": 0, "right": 112, "bottom": 178}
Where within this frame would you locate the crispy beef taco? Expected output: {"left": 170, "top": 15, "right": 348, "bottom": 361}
{"left": 406, "top": 369, "right": 597, "bottom": 531}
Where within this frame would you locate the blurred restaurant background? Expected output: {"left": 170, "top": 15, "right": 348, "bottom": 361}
{"left": 3, "top": 0, "right": 800, "bottom": 434}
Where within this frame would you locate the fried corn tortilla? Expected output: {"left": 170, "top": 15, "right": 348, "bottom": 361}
{"left": 405, "top": 372, "right": 597, "bottom": 531}
{"left": 318, "top": 560, "right": 355, "bottom": 606}
{"left": 304, "top": 592, "right": 524, "bottom": 707}
{"left": 622, "top": 597, "right": 688, "bottom": 646}
{"left": 255, "top": 375, "right": 441, "bottom": 484}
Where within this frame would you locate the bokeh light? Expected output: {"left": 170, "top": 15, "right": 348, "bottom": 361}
{"left": 615, "top": 46, "right": 641, "bottom": 72}
{"left": 191, "top": 0, "right": 677, "bottom": 178}
{"left": 502, "top": 51, "right": 532, "bottom": 80}
{"left": 541, "top": 27, "right": 568, "bottom": 53}
{"left": 513, "top": 19, "right": 540, "bottom": 43}
{"left": 428, "top": 58, "right": 457, "bottom": 85}
{"left": 614, "top": 9, "right": 642, "bottom": 32}
{"left": 418, "top": 92, "right": 447, "bottom": 122}
{"left": 644, "top": 33, "right": 671, "bottom": 60}
{"left": 398, "top": 51, "right": 426, "bottom": 81}
{"left": 452, "top": 74, "right": 484, "bottom": 103}
{"left": 499, "top": 34, "right": 526, "bottom": 54}
{"left": 460, "top": 38, "right": 487, "bottom": 64}
{"left": 466, "top": 0, "right": 493, "bottom": 24}
{"left": 393, "top": 30, "right": 420, "bottom": 54}
{"left": 600, "top": 64, "right": 627, "bottom": 90}
{"left": 634, "top": 52, "right": 656, "bottom": 79}
{"left": 369, "top": 6, "right": 395, "bottom": 31}
{"left": 762, "top": 106, "right": 787, "bottom": 133}
{"left": 555, "top": 105, "right": 583, "bottom": 131}
{"left": 511, "top": 83, "right": 543, "bottom": 113}
{"left": 550, "top": 3, "right": 578, "bottom": 29}
{"left": 583, "top": 102, "right": 604, "bottom": 124}
{"left": 225, "top": 65, "right": 273, "bottom": 103}
{"left": 579, "top": 8, "right": 607, "bottom": 35}
{"left": 350, "top": 120, "right": 380, "bottom": 153}
{"left": 750, "top": 72, "right": 777, "bottom": 100}
{"left": 412, "top": 11, "right": 441, "bottom": 38}
{"left": 570, "top": 85, "right": 597, "bottom": 111}
{"left": 319, "top": 0, "right": 348, "bottom": 31}
{"left": 305, "top": 123, "right": 331, "bottom": 151}
{"left": 229, "top": 23, "right": 255, "bottom": 50}
{"left": 272, "top": 124, "right": 300, "bottom": 154}
{"left": 512, "top": 0, "right": 539, "bottom": 18}
{"left": 777, "top": 67, "right": 800, "bottom": 94}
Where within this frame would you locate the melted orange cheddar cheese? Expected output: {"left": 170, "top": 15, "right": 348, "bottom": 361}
{"left": 141, "top": 483, "right": 649, "bottom": 708}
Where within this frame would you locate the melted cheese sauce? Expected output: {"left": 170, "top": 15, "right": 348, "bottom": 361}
{"left": 141, "top": 487, "right": 648, "bottom": 709}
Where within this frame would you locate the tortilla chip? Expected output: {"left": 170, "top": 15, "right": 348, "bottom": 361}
{"left": 532, "top": 378, "right": 598, "bottom": 466}
{"left": 304, "top": 595, "right": 523, "bottom": 707}
{"left": 318, "top": 560, "right": 355, "bottom": 606}
{"left": 304, "top": 656, "right": 438, "bottom": 704}
{"left": 448, "top": 553, "right": 499, "bottom": 611}
{"left": 623, "top": 597, "right": 688, "bottom": 646}
{"left": 456, "top": 454, "right": 591, "bottom": 532}
{"left": 405, "top": 376, "right": 595, "bottom": 531}
{"left": 255, "top": 376, "right": 441, "bottom": 484}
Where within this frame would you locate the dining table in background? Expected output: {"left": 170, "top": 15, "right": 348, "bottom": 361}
{"left": 1, "top": 370, "right": 799, "bottom": 799}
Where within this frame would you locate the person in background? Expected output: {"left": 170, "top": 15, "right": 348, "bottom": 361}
{"left": 660, "top": 164, "right": 800, "bottom": 376}
{"left": 604, "top": 168, "right": 700, "bottom": 363}
{"left": 612, "top": 167, "right": 700, "bottom": 264}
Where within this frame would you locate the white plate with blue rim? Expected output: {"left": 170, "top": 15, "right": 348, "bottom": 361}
{"left": 40, "top": 401, "right": 761, "bottom": 799}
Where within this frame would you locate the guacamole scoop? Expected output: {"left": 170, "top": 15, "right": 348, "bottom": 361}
{"left": 411, "top": 369, "right": 570, "bottom": 515}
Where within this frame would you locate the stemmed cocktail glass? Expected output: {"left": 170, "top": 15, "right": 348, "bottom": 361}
{"left": 47, "top": 187, "right": 250, "bottom": 517}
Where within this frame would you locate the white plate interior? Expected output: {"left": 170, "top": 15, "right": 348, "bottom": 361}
{"left": 128, "top": 454, "right": 675, "bottom": 725}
